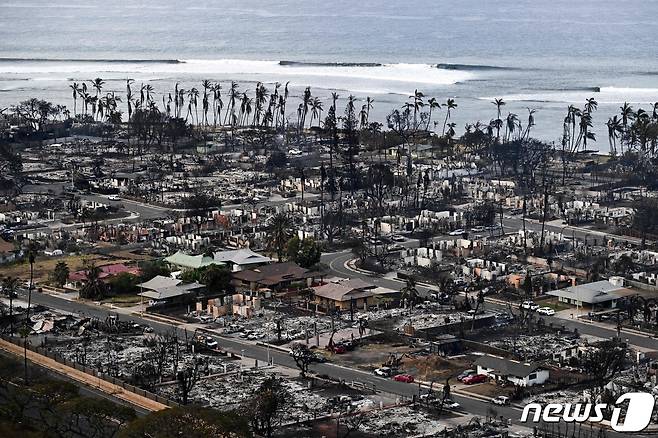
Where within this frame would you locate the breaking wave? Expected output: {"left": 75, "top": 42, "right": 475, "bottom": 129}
{"left": 436, "top": 63, "right": 520, "bottom": 71}
{"left": 481, "top": 86, "right": 658, "bottom": 104}
{"left": 0, "top": 58, "right": 476, "bottom": 95}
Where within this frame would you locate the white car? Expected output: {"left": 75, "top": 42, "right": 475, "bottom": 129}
{"left": 107, "top": 194, "right": 120, "bottom": 201}
{"left": 448, "top": 229, "right": 465, "bottom": 236}
{"left": 537, "top": 307, "right": 555, "bottom": 316}
{"left": 391, "top": 235, "right": 406, "bottom": 242}
{"left": 492, "top": 396, "right": 510, "bottom": 406}
{"left": 374, "top": 367, "right": 392, "bottom": 377}
{"left": 444, "top": 400, "right": 461, "bottom": 409}
{"left": 387, "top": 244, "right": 404, "bottom": 252}
{"left": 521, "top": 301, "right": 539, "bottom": 311}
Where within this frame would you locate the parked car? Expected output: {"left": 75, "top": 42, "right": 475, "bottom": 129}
{"left": 393, "top": 374, "right": 415, "bottom": 383}
{"left": 448, "top": 229, "right": 465, "bottom": 236}
{"left": 471, "top": 226, "right": 486, "bottom": 232}
{"left": 443, "top": 399, "right": 461, "bottom": 409}
{"left": 106, "top": 194, "right": 120, "bottom": 201}
{"left": 205, "top": 338, "right": 218, "bottom": 349}
{"left": 457, "top": 369, "right": 476, "bottom": 381}
{"left": 462, "top": 374, "right": 487, "bottom": 385}
{"left": 492, "top": 395, "right": 510, "bottom": 406}
{"left": 521, "top": 301, "right": 539, "bottom": 311}
{"left": 326, "top": 344, "right": 346, "bottom": 354}
{"left": 391, "top": 234, "right": 406, "bottom": 242}
{"left": 387, "top": 244, "right": 405, "bottom": 252}
{"left": 374, "top": 367, "right": 392, "bottom": 377}
{"left": 537, "top": 306, "right": 555, "bottom": 316}
{"left": 311, "top": 353, "right": 327, "bottom": 363}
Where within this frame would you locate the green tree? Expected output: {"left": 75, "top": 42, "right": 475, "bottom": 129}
{"left": 296, "top": 238, "right": 322, "bottom": 268}
{"left": 50, "top": 261, "right": 69, "bottom": 287}
{"left": 198, "top": 264, "right": 231, "bottom": 294}
{"left": 79, "top": 261, "right": 108, "bottom": 300}
{"left": 267, "top": 213, "right": 293, "bottom": 261}
{"left": 108, "top": 272, "right": 138, "bottom": 295}
{"left": 139, "top": 260, "right": 170, "bottom": 282}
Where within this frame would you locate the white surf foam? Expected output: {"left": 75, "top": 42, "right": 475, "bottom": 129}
{"left": 0, "top": 58, "right": 474, "bottom": 95}
{"left": 482, "top": 86, "right": 658, "bottom": 105}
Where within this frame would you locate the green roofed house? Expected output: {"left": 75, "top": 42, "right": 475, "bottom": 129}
{"left": 164, "top": 251, "right": 223, "bottom": 271}
{"left": 164, "top": 248, "right": 271, "bottom": 272}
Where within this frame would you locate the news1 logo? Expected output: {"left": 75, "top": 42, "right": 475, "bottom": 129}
{"left": 520, "top": 392, "right": 655, "bottom": 432}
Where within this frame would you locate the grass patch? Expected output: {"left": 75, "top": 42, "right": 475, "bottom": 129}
{"left": 0, "top": 254, "right": 110, "bottom": 283}
{"left": 101, "top": 294, "right": 142, "bottom": 306}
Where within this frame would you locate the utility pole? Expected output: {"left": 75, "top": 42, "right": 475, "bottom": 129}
{"left": 24, "top": 251, "right": 35, "bottom": 384}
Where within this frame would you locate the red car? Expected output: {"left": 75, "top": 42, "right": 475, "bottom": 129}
{"left": 462, "top": 374, "right": 487, "bottom": 385}
{"left": 326, "top": 344, "right": 347, "bottom": 354}
{"left": 393, "top": 374, "right": 415, "bottom": 383}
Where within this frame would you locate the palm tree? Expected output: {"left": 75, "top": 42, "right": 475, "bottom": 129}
{"left": 126, "top": 79, "right": 134, "bottom": 121}
{"left": 400, "top": 278, "right": 419, "bottom": 309}
{"left": 410, "top": 89, "right": 424, "bottom": 131}
{"left": 504, "top": 113, "right": 519, "bottom": 142}
{"left": 310, "top": 97, "right": 323, "bottom": 128}
{"left": 201, "top": 79, "right": 212, "bottom": 127}
{"left": 91, "top": 77, "right": 104, "bottom": 98}
{"left": 267, "top": 213, "right": 293, "bottom": 261}
{"left": 426, "top": 97, "right": 440, "bottom": 131}
{"left": 69, "top": 82, "right": 80, "bottom": 118}
{"left": 301, "top": 87, "right": 312, "bottom": 129}
{"left": 224, "top": 81, "right": 239, "bottom": 125}
{"left": 253, "top": 82, "right": 268, "bottom": 126}
{"left": 523, "top": 108, "right": 536, "bottom": 139}
{"left": 187, "top": 88, "right": 199, "bottom": 124}
{"left": 606, "top": 116, "right": 622, "bottom": 155}
{"left": 584, "top": 97, "right": 598, "bottom": 115}
{"left": 2, "top": 276, "right": 19, "bottom": 334}
{"left": 364, "top": 96, "right": 374, "bottom": 127}
{"left": 442, "top": 98, "right": 457, "bottom": 135}
{"left": 492, "top": 98, "right": 505, "bottom": 141}
{"left": 212, "top": 83, "right": 223, "bottom": 129}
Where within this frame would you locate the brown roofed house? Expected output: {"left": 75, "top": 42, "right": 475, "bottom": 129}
{"left": 231, "top": 262, "right": 312, "bottom": 291}
{"left": 313, "top": 278, "right": 398, "bottom": 312}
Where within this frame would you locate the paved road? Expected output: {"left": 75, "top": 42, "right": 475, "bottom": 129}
{"left": 321, "top": 247, "right": 658, "bottom": 352}
{"left": 16, "top": 288, "right": 653, "bottom": 436}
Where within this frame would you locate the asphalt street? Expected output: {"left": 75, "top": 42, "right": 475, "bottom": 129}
{"left": 15, "top": 288, "right": 652, "bottom": 436}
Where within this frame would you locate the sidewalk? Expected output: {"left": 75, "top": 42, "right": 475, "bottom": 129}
{"left": 0, "top": 338, "right": 168, "bottom": 412}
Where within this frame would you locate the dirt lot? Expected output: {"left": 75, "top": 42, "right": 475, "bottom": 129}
{"left": 0, "top": 254, "right": 112, "bottom": 283}
{"left": 330, "top": 342, "right": 416, "bottom": 372}
{"left": 401, "top": 355, "right": 472, "bottom": 382}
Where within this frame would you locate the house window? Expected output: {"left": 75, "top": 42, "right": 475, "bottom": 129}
{"left": 528, "top": 373, "right": 537, "bottom": 380}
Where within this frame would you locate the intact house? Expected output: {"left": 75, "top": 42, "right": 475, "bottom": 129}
{"left": 231, "top": 262, "right": 312, "bottom": 292}
{"left": 546, "top": 277, "right": 636, "bottom": 310}
{"left": 165, "top": 248, "right": 271, "bottom": 273}
{"left": 137, "top": 275, "right": 205, "bottom": 307}
{"left": 164, "top": 251, "right": 222, "bottom": 272}
{"left": 67, "top": 263, "right": 141, "bottom": 289}
{"left": 312, "top": 278, "right": 398, "bottom": 312}
{"left": 212, "top": 248, "right": 271, "bottom": 272}
{"left": 474, "top": 355, "right": 549, "bottom": 387}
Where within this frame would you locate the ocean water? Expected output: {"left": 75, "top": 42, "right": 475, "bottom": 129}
{"left": 1, "top": 0, "right": 658, "bottom": 148}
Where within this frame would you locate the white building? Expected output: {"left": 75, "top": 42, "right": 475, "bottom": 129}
{"left": 475, "top": 355, "right": 549, "bottom": 387}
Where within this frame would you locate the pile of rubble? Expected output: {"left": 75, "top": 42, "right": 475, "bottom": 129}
{"left": 489, "top": 333, "right": 580, "bottom": 361}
